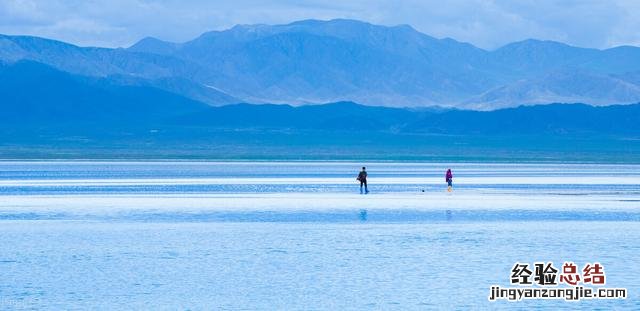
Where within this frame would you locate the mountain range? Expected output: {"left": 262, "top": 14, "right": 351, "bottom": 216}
{"left": 1, "top": 60, "right": 639, "bottom": 161}
{"left": 2, "top": 60, "right": 639, "bottom": 136}
{"left": 2, "top": 19, "right": 640, "bottom": 109}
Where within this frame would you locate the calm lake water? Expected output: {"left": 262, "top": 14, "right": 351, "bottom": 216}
{"left": 0, "top": 161, "right": 638, "bottom": 309}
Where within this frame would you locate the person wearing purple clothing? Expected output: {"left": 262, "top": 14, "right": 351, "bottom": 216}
{"left": 446, "top": 168, "right": 453, "bottom": 191}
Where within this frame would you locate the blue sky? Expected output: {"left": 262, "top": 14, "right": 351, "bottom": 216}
{"left": 1, "top": 0, "right": 639, "bottom": 50}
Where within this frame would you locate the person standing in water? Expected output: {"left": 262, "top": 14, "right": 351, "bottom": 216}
{"left": 357, "top": 167, "right": 369, "bottom": 194}
{"left": 446, "top": 168, "right": 453, "bottom": 192}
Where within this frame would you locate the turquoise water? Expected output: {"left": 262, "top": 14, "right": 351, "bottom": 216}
{"left": 0, "top": 162, "right": 638, "bottom": 309}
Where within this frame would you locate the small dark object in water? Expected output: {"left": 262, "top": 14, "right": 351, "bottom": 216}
{"left": 359, "top": 209, "right": 368, "bottom": 222}
{"left": 421, "top": 189, "right": 425, "bottom": 192}
{"left": 445, "top": 210, "right": 452, "bottom": 221}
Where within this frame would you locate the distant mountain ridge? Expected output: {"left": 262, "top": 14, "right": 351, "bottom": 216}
{"left": 2, "top": 59, "right": 639, "bottom": 161}
{"left": 0, "top": 61, "right": 208, "bottom": 127}
{"left": 2, "top": 19, "right": 640, "bottom": 109}
{"left": 2, "top": 60, "right": 639, "bottom": 138}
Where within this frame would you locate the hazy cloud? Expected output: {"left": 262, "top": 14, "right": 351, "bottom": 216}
{"left": 0, "top": 0, "right": 639, "bottom": 49}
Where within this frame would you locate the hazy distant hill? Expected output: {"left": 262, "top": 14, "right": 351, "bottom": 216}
{"left": 170, "top": 102, "right": 640, "bottom": 136}
{"left": 2, "top": 19, "right": 640, "bottom": 108}
{"left": 0, "top": 34, "right": 238, "bottom": 106}
{"left": 1, "top": 60, "right": 638, "bottom": 137}
{"left": 464, "top": 69, "right": 640, "bottom": 109}
{"left": 0, "top": 61, "right": 208, "bottom": 125}
{"left": 1, "top": 61, "right": 638, "bottom": 161}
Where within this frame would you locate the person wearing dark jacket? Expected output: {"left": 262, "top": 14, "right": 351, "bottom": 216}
{"left": 446, "top": 168, "right": 453, "bottom": 192}
{"left": 357, "top": 167, "right": 369, "bottom": 194}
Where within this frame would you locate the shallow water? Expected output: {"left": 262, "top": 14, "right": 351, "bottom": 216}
{"left": 0, "top": 162, "right": 638, "bottom": 309}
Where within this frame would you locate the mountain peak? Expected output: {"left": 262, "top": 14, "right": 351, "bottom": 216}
{"left": 128, "top": 36, "right": 178, "bottom": 54}
{"left": 289, "top": 18, "right": 372, "bottom": 26}
{"left": 0, "top": 34, "right": 81, "bottom": 49}
{"left": 496, "top": 38, "right": 575, "bottom": 51}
